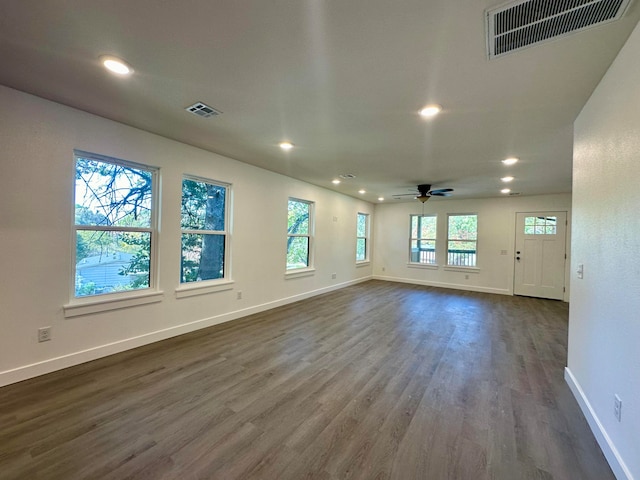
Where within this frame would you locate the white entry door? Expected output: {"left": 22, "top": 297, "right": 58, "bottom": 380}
{"left": 514, "top": 212, "right": 567, "bottom": 300}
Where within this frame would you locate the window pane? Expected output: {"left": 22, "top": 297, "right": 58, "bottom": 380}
{"left": 525, "top": 216, "right": 536, "bottom": 226}
{"left": 357, "top": 214, "right": 367, "bottom": 237}
{"left": 420, "top": 216, "right": 437, "bottom": 239}
{"left": 181, "top": 233, "right": 225, "bottom": 282}
{"left": 288, "top": 200, "right": 309, "bottom": 235}
{"left": 181, "top": 179, "right": 226, "bottom": 231}
{"left": 447, "top": 241, "right": 476, "bottom": 267}
{"left": 524, "top": 225, "right": 535, "bottom": 235}
{"left": 287, "top": 236, "right": 309, "bottom": 269}
{"left": 448, "top": 215, "right": 477, "bottom": 240}
{"left": 411, "top": 239, "right": 436, "bottom": 264}
{"left": 546, "top": 226, "right": 556, "bottom": 235}
{"left": 546, "top": 216, "right": 557, "bottom": 224}
{"left": 356, "top": 238, "right": 366, "bottom": 261}
{"left": 75, "top": 231, "right": 150, "bottom": 296}
{"left": 75, "top": 157, "right": 152, "bottom": 228}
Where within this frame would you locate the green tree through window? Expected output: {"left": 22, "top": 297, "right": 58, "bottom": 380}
{"left": 74, "top": 152, "right": 156, "bottom": 297}
{"left": 181, "top": 177, "right": 228, "bottom": 283}
{"left": 287, "top": 199, "right": 313, "bottom": 269}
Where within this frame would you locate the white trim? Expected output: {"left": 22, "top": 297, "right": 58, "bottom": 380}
{"left": 63, "top": 290, "right": 164, "bottom": 318}
{"left": 356, "top": 261, "right": 371, "bottom": 267}
{"left": 175, "top": 280, "right": 235, "bottom": 298}
{"left": 407, "top": 263, "right": 439, "bottom": 270}
{"left": 285, "top": 268, "right": 316, "bottom": 279}
{"left": 443, "top": 266, "right": 481, "bottom": 273}
{"left": 373, "top": 275, "right": 509, "bottom": 295}
{"left": 564, "top": 368, "right": 632, "bottom": 480}
{"left": 1, "top": 276, "right": 372, "bottom": 387}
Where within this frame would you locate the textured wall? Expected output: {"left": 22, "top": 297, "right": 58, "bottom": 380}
{"left": 569, "top": 21, "right": 640, "bottom": 479}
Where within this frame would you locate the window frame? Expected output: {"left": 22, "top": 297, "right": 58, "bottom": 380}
{"left": 286, "top": 197, "right": 315, "bottom": 272}
{"left": 179, "top": 174, "right": 231, "bottom": 287}
{"left": 70, "top": 150, "right": 160, "bottom": 303}
{"left": 446, "top": 213, "right": 478, "bottom": 268}
{"left": 409, "top": 214, "right": 438, "bottom": 266}
{"left": 356, "top": 212, "right": 370, "bottom": 263}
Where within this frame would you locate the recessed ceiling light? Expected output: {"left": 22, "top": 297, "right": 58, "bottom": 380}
{"left": 100, "top": 55, "right": 133, "bottom": 75}
{"left": 419, "top": 104, "right": 442, "bottom": 118}
{"left": 501, "top": 176, "right": 514, "bottom": 183}
{"left": 279, "top": 142, "right": 294, "bottom": 151}
{"left": 378, "top": 197, "right": 384, "bottom": 201}
{"left": 501, "top": 188, "right": 511, "bottom": 194}
{"left": 332, "top": 179, "right": 341, "bottom": 185}
{"left": 358, "top": 189, "right": 366, "bottom": 194}
{"left": 502, "top": 157, "right": 519, "bottom": 165}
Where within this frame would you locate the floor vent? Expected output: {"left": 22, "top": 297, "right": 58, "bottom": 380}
{"left": 487, "top": 0, "right": 632, "bottom": 59}
{"left": 185, "top": 102, "right": 222, "bottom": 118}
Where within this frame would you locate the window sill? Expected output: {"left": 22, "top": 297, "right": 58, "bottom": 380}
{"left": 64, "top": 290, "right": 164, "bottom": 318}
{"left": 175, "top": 280, "right": 235, "bottom": 299}
{"left": 443, "top": 266, "right": 480, "bottom": 273}
{"left": 285, "top": 268, "right": 316, "bottom": 279}
{"left": 356, "top": 261, "right": 370, "bottom": 267}
{"left": 407, "top": 263, "right": 439, "bottom": 270}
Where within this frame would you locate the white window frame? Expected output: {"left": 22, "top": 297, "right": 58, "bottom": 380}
{"left": 65, "top": 150, "right": 160, "bottom": 316}
{"left": 446, "top": 213, "right": 478, "bottom": 268}
{"left": 409, "top": 214, "right": 437, "bottom": 266}
{"left": 286, "top": 197, "right": 315, "bottom": 273}
{"left": 356, "top": 212, "right": 370, "bottom": 263}
{"left": 177, "top": 175, "right": 232, "bottom": 295}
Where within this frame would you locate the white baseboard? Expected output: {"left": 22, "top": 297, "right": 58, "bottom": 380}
{"left": 373, "top": 275, "right": 511, "bottom": 296}
{"left": 0, "top": 276, "right": 372, "bottom": 387}
{"left": 564, "top": 367, "right": 633, "bottom": 480}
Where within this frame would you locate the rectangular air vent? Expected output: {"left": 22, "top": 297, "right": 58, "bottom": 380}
{"left": 185, "top": 102, "right": 222, "bottom": 118}
{"left": 487, "top": 0, "right": 632, "bottom": 59}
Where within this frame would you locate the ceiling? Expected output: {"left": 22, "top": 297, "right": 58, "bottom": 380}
{"left": 1, "top": 1, "right": 638, "bottom": 203}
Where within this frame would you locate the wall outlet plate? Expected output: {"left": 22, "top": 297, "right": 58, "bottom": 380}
{"left": 38, "top": 326, "right": 52, "bottom": 342}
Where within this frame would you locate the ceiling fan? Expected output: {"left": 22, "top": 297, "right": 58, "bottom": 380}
{"left": 392, "top": 184, "right": 454, "bottom": 203}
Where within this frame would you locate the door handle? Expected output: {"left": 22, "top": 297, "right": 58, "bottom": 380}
{"left": 516, "top": 256, "right": 521, "bottom": 261}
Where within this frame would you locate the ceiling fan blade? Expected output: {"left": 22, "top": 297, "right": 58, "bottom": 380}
{"left": 429, "top": 192, "right": 452, "bottom": 197}
{"left": 428, "top": 188, "right": 454, "bottom": 194}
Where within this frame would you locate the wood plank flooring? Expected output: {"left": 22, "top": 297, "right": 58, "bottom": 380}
{"left": 0, "top": 281, "right": 613, "bottom": 479}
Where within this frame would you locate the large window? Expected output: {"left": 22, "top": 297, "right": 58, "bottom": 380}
{"left": 356, "top": 213, "right": 369, "bottom": 262}
{"left": 287, "top": 198, "right": 313, "bottom": 270}
{"left": 410, "top": 215, "right": 437, "bottom": 265}
{"left": 447, "top": 214, "right": 478, "bottom": 267}
{"left": 181, "top": 176, "right": 229, "bottom": 283}
{"left": 74, "top": 151, "right": 157, "bottom": 298}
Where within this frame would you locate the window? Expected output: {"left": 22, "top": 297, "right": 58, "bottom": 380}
{"left": 524, "top": 215, "right": 557, "bottom": 235}
{"left": 181, "top": 176, "right": 229, "bottom": 283}
{"left": 447, "top": 214, "right": 477, "bottom": 267}
{"left": 74, "top": 151, "right": 157, "bottom": 298}
{"left": 409, "top": 215, "right": 437, "bottom": 264}
{"left": 287, "top": 198, "right": 313, "bottom": 270}
{"left": 356, "top": 213, "right": 369, "bottom": 262}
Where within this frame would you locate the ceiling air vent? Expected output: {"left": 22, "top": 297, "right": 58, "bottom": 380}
{"left": 487, "top": 0, "right": 632, "bottom": 59}
{"left": 185, "top": 102, "right": 222, "bottom": 118}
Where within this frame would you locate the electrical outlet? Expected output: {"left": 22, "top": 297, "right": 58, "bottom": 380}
{"left": 236, "top": 291, "right": 242, "bottom": 300}
{"left": 38, "top": 327, "right": 52, "bottom": 343}
{"left": 500, "top": 250, "right": 508, "bottom": 255}
{"left": 614, "top": 394, "right": 622, "bottom": 422}
{"left": 577, "top": 263, "right": 584, "bottom": 279}
{"left": 331, "top": 273, "right": 337, "bottom": 279}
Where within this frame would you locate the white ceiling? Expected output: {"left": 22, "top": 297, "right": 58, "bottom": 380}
{"left": 1, "top": 1, "right": 638, "bottom": 202}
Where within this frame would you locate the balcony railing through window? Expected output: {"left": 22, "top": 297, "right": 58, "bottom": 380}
{"left": 447, "top": 249, "right": 477, "bottom": 267}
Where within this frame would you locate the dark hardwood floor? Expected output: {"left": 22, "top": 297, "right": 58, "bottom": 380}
{"left": 0, "top": 281, "right": 612, "bottom": 479}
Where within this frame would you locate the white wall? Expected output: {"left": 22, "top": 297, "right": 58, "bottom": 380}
{"left": 0, "top": 85, "right": 373, "bottom": 386}
{"left": 567, "top": 21, "right": 640, "bottom": 480}
{"left": 373, "top": 194, "right": 572, "bottom": 299}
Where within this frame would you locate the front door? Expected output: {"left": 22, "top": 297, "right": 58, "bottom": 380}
{"left": 514, "top": 212, "right": 567, "bottom": 300}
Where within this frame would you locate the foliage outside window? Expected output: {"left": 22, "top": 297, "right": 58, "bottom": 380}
{"left": 524, "top": 215, "right": 557, "bottom": 235}
{"left": 74, "top": 151, "right": 156, "bottom": 298}
{"left": 447, "top": 214, "right": 478, "bottom": 267}
{"left": 181, "top": 177, "right": 229, "bottom": 283}
{"left": 287, "top": 198, "right": 313, "bottom": 270}
{"left": 356, "top": 213, "right": 369, "bottom": 262}
{"left": 410, "top": 215, "right": 437, "bottom": 264}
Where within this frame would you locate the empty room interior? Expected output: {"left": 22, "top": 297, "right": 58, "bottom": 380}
{"left": 1, "top": 1, "right": 639, "bottom": 479}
